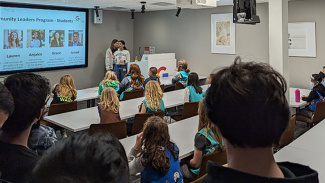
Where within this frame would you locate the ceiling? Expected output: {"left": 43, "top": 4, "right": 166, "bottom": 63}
{"left": 1, "top": 0, "right": 272, "bottom": 12}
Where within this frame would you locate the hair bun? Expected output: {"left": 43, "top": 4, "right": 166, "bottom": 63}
{"left": 186, "top": 68, "right": 191, "bottom": 73}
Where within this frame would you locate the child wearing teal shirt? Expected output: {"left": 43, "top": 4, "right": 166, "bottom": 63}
{"left": 184, "top": 72, "right": 204, "bottom": 102}
{"left": 139, "top": 81, "right": 165, "bottom": 115}
{"left": 180, "top": 100, "right": 225, "bottom": 181}
{"left": 98, "top": 71, "right": 120, "bottom": 95}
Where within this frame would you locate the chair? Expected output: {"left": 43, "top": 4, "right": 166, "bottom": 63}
{"left": 89, "top": 120, "right": 127, "bottom": 139}
{"left": 296, "top": 101, "right": 325, "bottom": 128}
{"left": 278, "top": 115, "right": 296, "bottom": 148}
{"left": 160, "top": 84, "right": 165, "bottom": 92}
{"left": 190, "top": 174, "right": 207, "bottom": 183}
{"left": 175, "top": 82, "right": 185, "bottom": 90}
{"left": 131, "top": 111, "right": 164, "bottom": 135}
{"left": 121, "top": 89, "right": 144, "bottom": 101}
{"left": 42, "top": 101, "right": 78, "bottom": 136}
{"left": 171, "top": 102, "right": 199, "bottom": 121}
{"left": 48, "top": 101, "right": 78, "bottom": 116}
{"left": 197, "top": 150, "right": 227, "bottom": 178}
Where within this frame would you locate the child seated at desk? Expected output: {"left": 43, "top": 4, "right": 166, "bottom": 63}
{"left": 184, "top": 72, "right": 204, "bottom": 102}
{"left": 51, "top": 74, "right": 77, "bottom": 105}
{"left": 297, "top": 73, "right": 325, "bottom": 118}
{"left": 180, "top": 100, "right": 225, "bottom": 181}
{"left": 172, "top": 59, "right": 190, "bottom": 87}
{"left": 128, "top": 116, "right": 183, "bottom": 183}
{"left": 118, "top": 64, "right": 144, "bottom": 100}
{"left": 98, "top": 87, "right": 121, "bottom": 124}
{"left": 98, "top": 71, "right": 119, "bottom": 95}
{"left": 138, "top": 81, "right": 165, "bottom": 114}
{"left": 143, "top": 67, "right": 160, "bottom": 88}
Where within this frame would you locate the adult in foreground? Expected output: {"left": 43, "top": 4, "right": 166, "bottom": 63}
{"left": 0, "top": 83, "right": 14, "bottom": 128}
{"left": 33, "top": 133, "right": 129, "bottom": 183}
{"left": 203, "top": 57, "right": 318, "bottom": 183}
{"left": 0, "top": 73, "right": 50, "bottom": 182}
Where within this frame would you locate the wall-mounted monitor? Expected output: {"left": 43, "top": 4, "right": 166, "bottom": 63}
{"left": 233, "top": 0, "right": 260, "bottom": 25}
{"left": 0, "top": 2, "right": 88, "bottom": 75}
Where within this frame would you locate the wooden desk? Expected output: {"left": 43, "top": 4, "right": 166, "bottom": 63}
{"left": 44, "top": 85, "right": 209, "bottom": 132}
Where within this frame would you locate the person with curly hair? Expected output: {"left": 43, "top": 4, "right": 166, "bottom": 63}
{"left": 128, "top": 116, "right": 183, "bottom": 183}
{"left": 138, "top": 80, "right": 165, "bottom": 114}
{"left": 98, "top": 70, "right": 120, "bottom": 95}
{"left": 118, "top": 64, "right": 144, "bottom": 100}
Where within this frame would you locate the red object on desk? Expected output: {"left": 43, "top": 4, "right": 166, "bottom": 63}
{"left": 295, "top": 89, "right": 300, "bottom": 102}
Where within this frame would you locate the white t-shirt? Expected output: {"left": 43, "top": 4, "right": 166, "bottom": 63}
{"left": 114, "top": 49, "right": 130, "bottom": 65}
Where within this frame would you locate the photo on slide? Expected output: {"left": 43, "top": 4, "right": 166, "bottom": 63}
{"left": 3, "top": 29, "right": 23, "bottom": 49}
{"left": 27, "top": 29, "right": 45, "bottom": 48}
{"left": 68, "top": 30, "right": 83, "bottom": 47}
{"left": 49, "top": 30, "right": 64, "bottom": 47}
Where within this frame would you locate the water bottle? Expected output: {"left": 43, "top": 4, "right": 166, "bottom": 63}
{"left": 295, "top": 89, "right": 300, "bottom": 102}
{"left": 135, "top": 56, "right": 138, "bottom": 62}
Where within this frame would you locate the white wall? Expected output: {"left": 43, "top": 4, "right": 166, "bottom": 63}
{"left": 288, "top": 0, "right": 325, "bottom": 89}
{"left": 133, "top": 3, "right": 269, "bottom": 77}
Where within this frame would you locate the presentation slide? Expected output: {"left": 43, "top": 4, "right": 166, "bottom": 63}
{"left": 0, "top": 4, "right": 88, "bottom": 74}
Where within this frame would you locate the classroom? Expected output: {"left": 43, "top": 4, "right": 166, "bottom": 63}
{"left": 0, "top": 0, "right": 324, "bottom": 182}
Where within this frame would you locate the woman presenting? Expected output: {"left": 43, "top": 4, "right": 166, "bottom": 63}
{"left": 105, "top": 39, "right": 119, "bottom": 72}
{"left": 50, "top": 31, "right": 63, "bottom": 47}
{"left": 114, "top": 40, "right": 130, "bottom": 82}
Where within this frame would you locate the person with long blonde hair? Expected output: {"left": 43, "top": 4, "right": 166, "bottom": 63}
{"left": 98, "top": 87, "right": 121, "bottom": 124}
{"left": 4, "top": 31, "right": 22, "bottom": 49}
{"left": 128, "top": 116, "right": 183, "bottom": 182}
{"left": 51, "top": 75, "right": 77, "bottom": 105}
{"left": 180, "top": 100, "right": 224, "bottom": 181}
{"left": 98, "top": 71, "right": 120, "bottom": 95}
{"left": 138, "top": 80, "right": 164, "bottom": 114}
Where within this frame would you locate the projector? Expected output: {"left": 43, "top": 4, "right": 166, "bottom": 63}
{"left": 176, "top": 0, "right": 219, "bottom": 9}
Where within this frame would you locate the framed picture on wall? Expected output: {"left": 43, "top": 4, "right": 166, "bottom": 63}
{"left": 211, "top": 13, "right": 236, "bottom": 54}
{"left": 288, "top": 22, "right": 316, "bottom": 58}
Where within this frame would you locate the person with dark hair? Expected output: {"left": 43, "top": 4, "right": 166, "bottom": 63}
{"left": 128, "top": 116, "right": 183, "bottom": 182}
{"left": 202, "top": 57, "right": 318, "bottom": 182}
{"left": 143, "top": 67, "right": 160, "bottom": 88}
{"left": 68, "top": 31, "right": 83, "bottom": 46}
{"left": 318, "top": 66, "right": 325, "bottom": 80}
{"left": 0, "top": 83, "right": 14, "bottom": 128}
{"left": 184, "top": 72, "right": 204, "bottom": 102}
{"left": 202, "top": 73, "right": 215, "bottom": 97}
{"left": 114, "top": 40, "right": 130, "bottom": 81}
{"left": 32, "top": 133, "right": 129, "bottom": 183}
{"left": 105, "top": 39, "right": 119, "bottom": 71}
{"left": 297, "top": 73, "right": 325, "bottom": 118}
{"left": 29, "top": 31, "right": 42, "bottom": 48}
{"left": 172, "top": 59, "right": 190, "bottom": 87}
{"left": 118, "top": 64, "right": 144, "bottom": 100}
{"left": 50, "top": 31, "right": 63, "bottom": 47}
{"left": 0, "top": 73, "right": 50, "bottom": 183}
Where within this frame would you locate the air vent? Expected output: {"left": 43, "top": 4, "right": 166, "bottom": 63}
{"left": 151, "top": 2, "right": 175, "bottom": 6}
